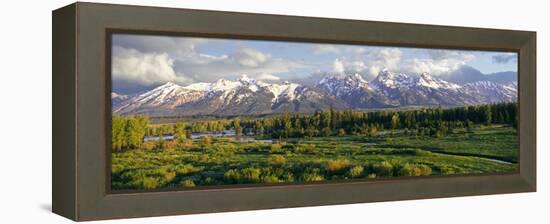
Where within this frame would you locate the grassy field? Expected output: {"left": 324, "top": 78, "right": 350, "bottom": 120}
{"left": 385, "top": 125, "right": 518, "bottom": 163}
{"left": 111, "top": 124, "right": 518, "bottom": 190}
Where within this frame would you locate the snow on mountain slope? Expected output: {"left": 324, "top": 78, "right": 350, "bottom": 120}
{"left": 183, "top": 82, "right": 211, "bottom": 91}
{"left": 415, "top": 72, "right": 461, "bottom": 90}
{"left": 265, "top": 81, "right": 301, "bottom": 103}
{"left": 506, "top": 81, "right": 518, "bottom": 89}
{"left": 183, "top": 75, "right": 270, "bottom": 95}
{"left": 372, "top": 70, "right": 459, "bottom": 91}
{"left": 113, "top": 82, "right": 206, "bottom": 114}
{"left": 113, "top": 69, "right": 518, "bottom": 116}
{"left": 372, "top": 69, "right": 414, "bottom": 90}
{"left": 460, "top": 81, "right": 517, "bottom": 103}
{"left": 317, "top": 73, "right": 397, "bottom": 108}
{"left": 112, "top": 75, "right": 311, "bottom": 115}
{"left": 318, "top": 73, "right": 372, "bottom": 97}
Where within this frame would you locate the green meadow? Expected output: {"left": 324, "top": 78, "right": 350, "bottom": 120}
{"left": 111, "top": 121, "right": 517, "bottom": 190}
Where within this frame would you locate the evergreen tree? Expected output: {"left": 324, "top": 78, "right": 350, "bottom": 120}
{"left": 234, "top": 117, "right": 242, "bottom": 137}
{"left": 391, "top": 113, "right": 400, "bottom": 130}
{"left": 482, "top": 105, "right": 492, "bottom": 125}
{"left": 174, "top": 122, "right": 186, "bottom": 143}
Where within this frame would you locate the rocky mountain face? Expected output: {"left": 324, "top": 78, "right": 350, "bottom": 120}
{"left": 368, "top": 70, "right": 478, "bottom": 107}
{"left": 113, "top": 71, "right": 517, "bottom": 116}
{"left": 317, "top": 73, "right": 392, "bottom": 108}
{"left": 460, "top": 81, "right": 518, "bottom": 103}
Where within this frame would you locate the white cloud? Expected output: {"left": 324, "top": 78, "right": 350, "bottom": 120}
{"left": 256, "top": 73, "right": 281, "bottom": 81}
{"left": 427, "top": 49, "right": 474, "bottom": 61}
{"left": 113, "top": 34, "right": 206, "bottom": 58}
{"left": 333, "top": 58, "right": 345, "bottom": 73}
{"left": 322, "top": 47, "right": 475, "bottom": 79}
{"left": 172, "top": 48, "right": 305, "bottom": 82}
{"left": 368, "top": 66, "right": 383, "bottom": 77}
{"left": 408, "top": 50, "right": 475, "bottom": 76}
{"left": 349, "top": 61, "right": 367, "bottom": 71}
{"left": 112, "top": 46, "right": 187, "bottom": 86}
{"left": 312, "top": 45, "right": 341, "bottom": 55}
{"left": 113, "top": 35, "right": 308, "bottom": 86}
{"left": 333, "top": 47, "right": 403, "bottom": 79}
{"left": 113, "top": 34, "right": 482, "bottom": 90}
{"left": 376, "top": 48, "right": 403, "bottom": 72}
{"left": 231, "top": 48, "right": 269, "bottom": 67}
{"left": 409, "top": 58, "right": 465, "bottom": 75}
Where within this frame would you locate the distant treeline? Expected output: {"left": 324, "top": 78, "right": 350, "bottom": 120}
{"left": 252, "top": 102, "right": 517, "bottom": 139}
{"left": 112, "top": 102, "right": 517, "bottom": 151}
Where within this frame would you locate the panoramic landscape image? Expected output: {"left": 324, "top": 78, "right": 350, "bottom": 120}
{"left": 110, "top": 33, "right": 518, "bottom": 191}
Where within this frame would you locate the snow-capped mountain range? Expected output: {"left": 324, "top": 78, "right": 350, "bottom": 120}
{"left": 113, "top": 71, "right": 517, "bottom": 116}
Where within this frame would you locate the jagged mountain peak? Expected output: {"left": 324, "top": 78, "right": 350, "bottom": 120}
{"left": 141, "top": 81, "right": 189, "bottom": 97}
{"left": 153, "top": 81, "right": 180, "bottom": 90}
{"left": 113, "top": 70, "right": 517, "bottom": 116}
{"left": 371, "top": 69, "right": 460, "bottom": 91}
{"left": 419, "top": 72, "right": 433, "bottom": 80}
{"left": 373, "top": 69, "right": 412, "bottom": 89}
{"left": 316, "top": 73, "right": 373, "bottom": 101}
{"left": 211, "top": 78, "right": 240, "bottom": 90}
{"left": 319, "top": 73, "right": 367, "bottom": 85}
{"left": 183, "top": 76, "right": 257, "bottom": 93}
{"left": 415, "top": 72, "right": 461, "bottom": 90}
{"left": 376, "top": 68, "right": 402, "bottom": 79}
{"left": 238, "top": 74, "right": 253, "bottom": 83}
{"left": 318, "top": 75, "right": 340, "bottom": 84}
{"left": 346, "top": 73, "right": 368, "bottom": 85}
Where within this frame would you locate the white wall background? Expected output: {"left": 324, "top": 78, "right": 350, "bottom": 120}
{"left": 0, "top": 0, "right": 546, "bottom": 223}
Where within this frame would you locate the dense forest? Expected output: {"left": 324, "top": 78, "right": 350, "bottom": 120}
{"left": 112, "top": 102, "right": 517, "bottom": 151}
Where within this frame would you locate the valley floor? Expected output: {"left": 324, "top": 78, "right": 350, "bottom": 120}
{"left": 111, "top": 125, "right": 518, "bottom": 190}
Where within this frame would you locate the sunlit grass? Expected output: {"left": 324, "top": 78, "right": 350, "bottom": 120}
{"left": 111, "top": 125, "right": 517, "bottom": 190}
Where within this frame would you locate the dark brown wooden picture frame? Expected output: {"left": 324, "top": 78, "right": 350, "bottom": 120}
{"left": 52, "top": 2, "right": 536, "bottom": 221}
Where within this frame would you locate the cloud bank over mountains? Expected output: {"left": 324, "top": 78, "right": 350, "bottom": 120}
{"left": 112, "top": 34, "right": 518, "bottom": 94}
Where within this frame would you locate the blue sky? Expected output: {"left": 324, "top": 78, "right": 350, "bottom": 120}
{"left": 112, "top": 34, "right": 517, "bottom": 91}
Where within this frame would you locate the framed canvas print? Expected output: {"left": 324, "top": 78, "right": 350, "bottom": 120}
{"left": 52, "top": 2, "right": 536, "bottom": 221}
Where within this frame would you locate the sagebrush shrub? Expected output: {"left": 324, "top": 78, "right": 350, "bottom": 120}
{"left": 348, "top": 165, "right": 364, "bottom": 178}
{"left": 372, "top": 161, "right": 394, "bottom": 177}
{"left": 141, "top": 177, "right": 159, "bottom": 189}
{"left": 181, "top": 179, "right": 195, "bottom": 187}
{"left": 326, "top": 159, "right": 351, "bottom": 172}
{"left": 397, "top": 164, "right": 433, "bottom": 176}
{"left": 267, "top": 155, "right": 286, "bottom": 166}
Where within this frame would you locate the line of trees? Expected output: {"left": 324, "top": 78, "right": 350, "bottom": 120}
{"left": 112, "top": 115, "right": 149, "bottom": 151}
{"left": 112, "top": 102, "right": 517, "bottom": 151}
{"left": 144, "top": 120, "right": 233, "bottom": 137}
{"left": 243, "top": 102, "right": 517, "bottom": 139}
